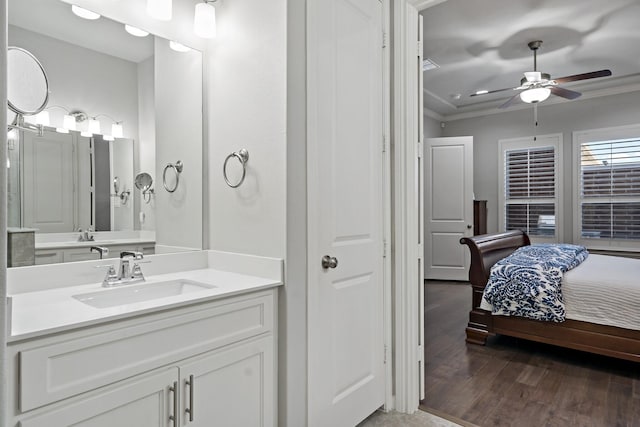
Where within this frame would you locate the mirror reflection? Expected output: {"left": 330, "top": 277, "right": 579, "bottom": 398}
{"left": 7, "top": 0, "right": 204, "bottom": 266}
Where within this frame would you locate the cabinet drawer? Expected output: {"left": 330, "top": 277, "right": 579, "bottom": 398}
{"left": 19, "top": 292, "right": 274, "bottom": 412}
{"left": 34, "top": 250, "right": 63, "bottom": 265}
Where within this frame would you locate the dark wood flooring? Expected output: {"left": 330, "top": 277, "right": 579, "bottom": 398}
{"left": 420, "top": 281, "right": 640, "bottom": 427}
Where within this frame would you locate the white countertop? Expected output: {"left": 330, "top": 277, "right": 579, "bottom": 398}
{"left": 36, "top": 237, "right": 156, "bottom": 250}
{"left": 8, "top": 250, "right": 283, "bottom": 342}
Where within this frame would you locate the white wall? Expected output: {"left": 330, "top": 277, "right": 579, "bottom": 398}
{"left": 155, "top": 39, "right": 203, "bottom": 251}
{"left": 443, "top": 91, "right": 640, "bottom": 241}
{"left": 136, "top": 55, "right": 156, "bottom": 231}
{"left": 207, "top": 0, "right": 287, "bottom": 258}
{"left": 8, "top": 25, "right": 140, "bottom": 141}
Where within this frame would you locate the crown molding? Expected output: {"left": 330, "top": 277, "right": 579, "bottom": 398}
{"left": 410, "top": 0, "right": 449, "bottom": 11}
{"left": 423, "top": 107, "right": 443, "bottom": 121}
{"left": 440, "top": 82, "right": 640, "bottom": 122}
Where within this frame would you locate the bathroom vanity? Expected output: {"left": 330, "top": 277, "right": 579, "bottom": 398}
{"left": 6, "top": 251, "right": 281, "bottom": 426}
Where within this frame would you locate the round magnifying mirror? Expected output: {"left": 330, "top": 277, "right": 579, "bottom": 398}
{"left": 7, "top": 109, "right": 17, "bottom": 128}
{"left": 7, "top": 47, "right": 50, "bottom": 116}
{"left": 135, "top": 172, "right": 153, "bottom": 192}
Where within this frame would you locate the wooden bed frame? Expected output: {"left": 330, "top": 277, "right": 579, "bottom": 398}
{"left": 460, "top": 230, "right": 640, "bottom": 362}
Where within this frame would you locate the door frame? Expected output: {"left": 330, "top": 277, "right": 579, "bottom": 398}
{"left": 392, "top": 0, "right": 422, "bottom": 413}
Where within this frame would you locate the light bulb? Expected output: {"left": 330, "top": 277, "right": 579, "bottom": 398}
{"left": 125, "top": 25, "right": 150, "bottom": 37}
{"left": 88, "top": 118, "right": 101, "bottom": 135}
{"left": 169, "top": 41, "right": 191, "bottom": 52}
{"left": 71, "top": 5, "right": 101, "bottom": 20}
{"left": 63, "top": 114, "right": 76, "bottom": 131}
{"left": 194, "top": 2, "right": 216, "bottom": 38}
{"left": 35, "top": 110, "right": 50, "bottom": 126}
{"left": 111, "top": 122, "right": 124, "bottom": 138}
{"left": 147, "top": 0, "right": 172, "bottom": 21}
{"left": 520, "top": 87, "right": 551, "bottom": 104}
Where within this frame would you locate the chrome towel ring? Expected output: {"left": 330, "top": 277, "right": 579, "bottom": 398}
{"left": 223, "top": 149, "right": 249, "bottom": 188}
{"left": 163, "top": 160, "right": 183, "bottom": 193}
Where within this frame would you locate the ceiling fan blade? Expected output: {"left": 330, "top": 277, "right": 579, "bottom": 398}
{"left": 550, "top": 86, "right": 582, "bottom": 100}
{"left": 553, "top": 69, "right": 612, "bottom": 84}
{"left": 498, "top": 93, "right": 521, "bottom": 109}
{"left": 470, "top": 87, "right": 517, "bottom": 97}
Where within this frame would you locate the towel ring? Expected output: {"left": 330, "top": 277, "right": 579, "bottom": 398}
{"left": 163, "top": 160, "right": 183, "bottom": 193}
{"left": 223, "top": 149, "right": 249, "bottom": 188}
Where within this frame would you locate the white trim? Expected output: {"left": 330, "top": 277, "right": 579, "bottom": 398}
{"left": 442, "top": 83, "right": 640, "bottom": 123}
{"left": 572, "top": 123, "right": 640, "bottom": 250}
{"left": 392, "top": 0, "right": 421, "bottom": 414}
{"left": 0, "top": 1, "right": 8, "bottom": 425}
{"left": 409, "top": 0, "right": 448, "bottom": 11}
{"left": 381, "top": 0, "right": 394, "bottom": 412}
{"left": 497, "top": 133, "right": 564, "bottom": 243}
{"left": 423, "top": 106, "right": 443, "bottom": 121}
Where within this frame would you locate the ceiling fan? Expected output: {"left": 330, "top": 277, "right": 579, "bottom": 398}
{"left": 471, "top": 40, "right": 612, "bottom": 109}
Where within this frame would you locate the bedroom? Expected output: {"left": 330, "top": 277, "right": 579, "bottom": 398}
{"left": 419, "top": 0, "right": 640, "bottom": 425}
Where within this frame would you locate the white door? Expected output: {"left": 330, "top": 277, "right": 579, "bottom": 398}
{"left": 179, "top": 337, "right": 275, "bottom": 427}
{"left": 307, "top": 0, "right": 385, "bottom": 425}
{"left": 21, "top": 130, "right": 76, "bottom": 232}
{"left": 424, "top": 136, "right": 473, "bottom": 280}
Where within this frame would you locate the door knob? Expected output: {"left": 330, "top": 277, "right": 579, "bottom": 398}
{"left": 321, "top": 255, "right": 338, "bottom": 269}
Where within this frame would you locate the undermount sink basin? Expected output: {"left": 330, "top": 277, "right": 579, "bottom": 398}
{"left": 72, "top": 279, "right": 217, "bottom": 308}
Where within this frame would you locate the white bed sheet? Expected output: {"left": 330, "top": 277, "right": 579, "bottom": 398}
{"left": 563, "top": 253, "right": 640, "bottom": 331}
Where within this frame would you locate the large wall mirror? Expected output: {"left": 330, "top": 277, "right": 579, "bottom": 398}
{"left": 7, "top": 0, "right": 204, "bottom": 266}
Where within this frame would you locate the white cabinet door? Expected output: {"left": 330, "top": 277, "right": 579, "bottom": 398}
{"left": 179, "top": 336, "right": 275, "bottom": 427}
{"left": 19, "top": 367, "right": 178, "bottom": 427}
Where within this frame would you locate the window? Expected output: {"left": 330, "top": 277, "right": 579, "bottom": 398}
{"left": 574, "top": 125, "right": 640, "bottom": 248}
{"left": 499, "top": 134, "right": 562, "bottom": 241}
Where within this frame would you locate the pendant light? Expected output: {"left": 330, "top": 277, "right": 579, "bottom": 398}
{"left": 194, "top": 1, "right": 217, "bottom": 38}
{"left": 147, "top": 0, "right": 172, "bottom": 21}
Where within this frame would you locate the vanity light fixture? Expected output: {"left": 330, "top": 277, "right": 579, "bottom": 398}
{"left": 169, "top": 41, "right": 191, "bottom": 52}
{"left": 94, "top": 114, "right": 125, "bottom": 139}
{"left": 125, "top": 25, "right": 150, "bottom": 38}
{"left": 35, "top": 110, "right": 50, "bottom": 126}
{"left": 71, "top": 5, "right": 101, "bottom": 20}
{"left": 147, "top": 0, "right": 172, "bottom": 21}
{"left": 194, "top": 0, "right": 217, "bottom": 39}
{"left": 34, "top": 105, "right": 78, "bottom": 134}
{"left": 520, "top": 87, "right": 551, "bottom": 104}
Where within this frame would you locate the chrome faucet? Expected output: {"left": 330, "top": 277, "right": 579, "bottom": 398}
{"left": 90, "top": 245, "right": 109, "bottom": 259}
{"left": 101, "top": 251, "right": 146, "bottom": 287}
{"left": 78, "top": 227, "right": 95, "bottom": 242}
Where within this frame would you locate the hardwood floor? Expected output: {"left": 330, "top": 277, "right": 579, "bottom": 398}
{"left": 420, "top": 281, "right": 640, "bottom": 427}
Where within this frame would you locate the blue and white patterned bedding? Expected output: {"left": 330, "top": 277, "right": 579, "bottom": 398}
{"left": 482, "top": 244, "right": 589, "bottom": 322}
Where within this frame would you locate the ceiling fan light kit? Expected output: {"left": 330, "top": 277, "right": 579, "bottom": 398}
{"left": 520, "top": 87, "right": 551, "bottom": 103}
{"left": 471, "top": 40, "right": 612, "bottom": 109}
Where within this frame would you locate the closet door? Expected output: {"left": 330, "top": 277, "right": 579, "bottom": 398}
{"left": 307, "top": 0, "right": 386, "bottom": 425}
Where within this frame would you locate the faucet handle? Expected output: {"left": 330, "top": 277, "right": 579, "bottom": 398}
{"left": 95, "top": 264, "right": 116, "bottom": 272}
{"left": 120, "top": 250, "right": 143, "bottom": 260}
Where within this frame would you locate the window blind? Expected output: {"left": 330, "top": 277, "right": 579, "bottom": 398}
{"left": 580, "top": 139, "right": 640, "bottom": 240}
{"left": 504, "top": 147, "right": 556, "bottom": 236}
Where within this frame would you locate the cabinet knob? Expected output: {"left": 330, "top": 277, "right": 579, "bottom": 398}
{"left": 467, "top": 224, "right": 472, "bottom": 229}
